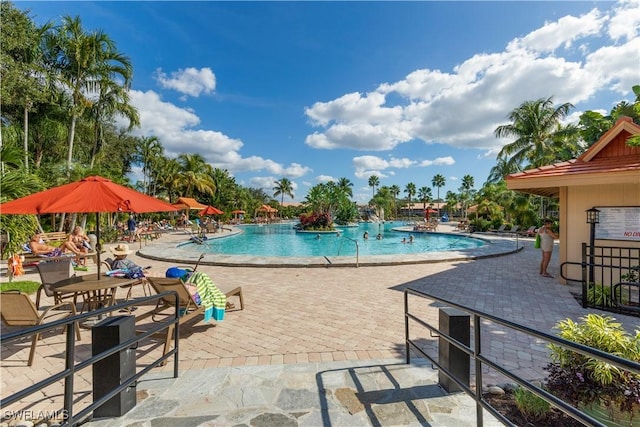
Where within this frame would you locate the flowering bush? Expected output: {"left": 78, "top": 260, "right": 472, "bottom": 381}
{"left": 298, "top": 212, "right": 333, "bottom": 230}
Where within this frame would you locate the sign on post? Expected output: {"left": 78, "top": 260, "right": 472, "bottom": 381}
{"left": 594, "top": 206, "right": 640, "bottom": 242}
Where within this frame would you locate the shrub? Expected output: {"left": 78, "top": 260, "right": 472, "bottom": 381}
{"left": 298, "top": 212, "right": 333, "bottom": 230}
{"left": 545, "top": 314, "right": 640, "bottom": 421}
{"left": 514, "top": 387, "right": 551, "bottom": 422}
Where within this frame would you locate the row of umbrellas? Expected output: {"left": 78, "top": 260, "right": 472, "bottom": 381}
{"left": 0, "top": 175, "right": 228, "bottom": 276}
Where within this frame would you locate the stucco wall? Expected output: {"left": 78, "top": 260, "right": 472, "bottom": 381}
{"left": 561, "top": 183, "right": 640, "bottom": 283}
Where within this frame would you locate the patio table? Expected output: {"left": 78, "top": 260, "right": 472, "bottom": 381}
{"left": 54, "top": 275, "right": 139, "bottom": 313}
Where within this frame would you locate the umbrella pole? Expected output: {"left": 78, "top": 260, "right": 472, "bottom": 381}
{"left": 96, "top": 213, "right": 102, "bottom": 279}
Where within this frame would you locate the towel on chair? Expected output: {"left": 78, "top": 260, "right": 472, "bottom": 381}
{"left": 187, "top": 272, "right": 226, "bottom": 322}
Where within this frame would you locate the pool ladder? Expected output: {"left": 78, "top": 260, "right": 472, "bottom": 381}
{"left": 336, "top": 236, "right": 359, "bottom": 267}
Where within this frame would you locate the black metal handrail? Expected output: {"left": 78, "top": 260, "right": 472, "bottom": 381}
{"left": 1, "top": 291, "right": 181, "bottom": 426}
{"left": 404, "top": 287, "right": 640, "bottom": 427}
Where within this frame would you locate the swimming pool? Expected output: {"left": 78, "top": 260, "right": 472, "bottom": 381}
{"left": 191, "top": 222, "right": 483, "bottom": 257}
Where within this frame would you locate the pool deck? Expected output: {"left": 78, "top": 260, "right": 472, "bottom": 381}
{"left": 138, "top": 224, "right": 523, "bottom": 267}
{"left": 2, "top": 223, "right": 638, "bottom": 426}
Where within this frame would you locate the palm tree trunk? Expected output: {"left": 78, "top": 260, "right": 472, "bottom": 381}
{"left": 66, "top": 113, "right": 77, "bottom": 178}
{"left": 23, "top": 104, "right": 29, "bottom": 173}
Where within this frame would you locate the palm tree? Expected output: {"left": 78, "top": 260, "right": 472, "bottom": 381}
{"left": 404, "top": 182, "right": 416, "bottom": 215}
{"left": 336, "top": 177, "right": 353, "bottom": 198}
{"left": 459, "top": 175, "right": 475, "bottom": 219}
{"left": 176, "top": 153, "right": 215, "bottom": 198}
{"left": 494, "top": 97, "right": 575, "bottom": 171}
{"left": 43, "top": 15, "right": 133, "bottom": 177}
{"left": 138, "top": 136, "right": 162, "bottom": 194}
{"left": 0, "top": 3, "right": 54, "bottom": 172}
{"left": 273, "top": 177, "right": 294, "bottom": 205}
{"left": 431, "top": 174, "right": 446, "bottom": 216}
{"left": 371, "top": 186, "right": 394, "bottom": 221}
{"left": 417, "top": 186, "right": 432, "bottom": 209}
{"left": 368, "top": 175, "right": 380, "bottom": 198}
{"left": 88, "top": 80, "right": 139, "bottom": 168}
{"left": 390, "top": 184, "right": 401, "bottom": 218}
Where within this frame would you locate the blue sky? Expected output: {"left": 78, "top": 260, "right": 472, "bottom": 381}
{"left": 19, "top": 1, "right": 640, "bottom": 203}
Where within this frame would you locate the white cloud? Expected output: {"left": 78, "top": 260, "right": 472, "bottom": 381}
{"left": 506, "top": 9, "right": 604, "bottom": 53}
{"left": 607, "top": 0, "right": 640, "bottom": 41}
{"left": 303, "top": 2, "right": 639, "bottom": 153}
{"left": 123, "top": 89, "right": 312, "bottom": 178}
{"left": 419, "top": 157, "right": 455, "bottom": 167}
{"left": 155, "top": 67, "right": 216, "bottom": 97}
{"left": 249, "top": 177, "right": 298, "bottom": 196}
{"left": 316, "top": 175, "right": 336, "bottom": 183}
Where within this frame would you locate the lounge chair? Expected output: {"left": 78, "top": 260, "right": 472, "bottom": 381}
{"left": 499, "top": 225, "right": 520, "bottom": 235}
{"left": 0, "top": 291, "right": 81, "bottom": 366}
{"left": 35, "top": 258, "right": 78, "bottom": 309}
{"left": 518, "top": 226, "right": 537, "bottom": 237}
{"left": 489, "top": 224, "right": 507, "bottom": 233}
{"left": 144, "top": 276, "right": 244, "bottom": 361}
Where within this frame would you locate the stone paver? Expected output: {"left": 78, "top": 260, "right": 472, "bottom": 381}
{"left": 1, "top": 223, "right": 637, "bottom": 426}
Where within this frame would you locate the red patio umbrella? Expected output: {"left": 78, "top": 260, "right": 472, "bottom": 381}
{"left": 424, "top": 208, "right": 437, "bottom": 216}
{"left": 0, "top": 175, "right": 178, "bottom": 276}
{"left": 199, "top": 205, "right": 224, "bottom": 216}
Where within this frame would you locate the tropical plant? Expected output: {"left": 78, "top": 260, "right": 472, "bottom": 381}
{"left": 137, "top": 136, "right": 162, "bottom": 194}
{"left": 546, "top": 314, "right": 640, "bottom": 423}
{"left": 431, "top": 174, "right": 445, "bottom": 215}
{"left": 175, "top": 153, "right": 215, "bottom": 198}
{"left": 298, "top": 212, "right": 332, "bottom": 231}
{"left": 404, "top": 182, "right": 416, "bottom": 212}
{"left": 368, "top": 175, "right": 380, "bottom": 198}
{"left": 459, "top": 175, "right": 475, "bottom": 219}
{"left": 389, "top": 184, "right": 401, "bottom": 218}
{"left": 514, "top": 387, "right": 551, "bottom": 422}
{"left": 273, "top": 177, "right": 294, "bottom": 205}
{"left": 417, "top": 186, "right": 432, "bottom": 209}
{"left": 0, "top": 2, "right": 54, "bottom": 173}
{"left": 336, "top": 177, "right": 353, "bottom": 198}
{"left": 495, "top": 97, "right": 576, "bottom": 172}
{"left": 42, "top": 15, "right": 134, "bottom": 176}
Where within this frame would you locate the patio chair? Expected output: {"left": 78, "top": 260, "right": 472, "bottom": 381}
{"left": 518, "top": 226, "right": 537, "bottom": 237}
{"left": 488, "top": 224, "right": 507, "bottom": 233}
{"left": 145, "top": 276, "right": 244, "bottom": 361}
{"left": 0, "top": 291, "right": 81, "bottom": 366}
{"left": 499, "top": 225, "right": 520, "bottom": 235}
{"left": 35, "top": 258, "right": 78, "bottom": 309}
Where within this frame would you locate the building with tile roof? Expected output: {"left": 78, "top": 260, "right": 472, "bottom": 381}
{"left": 506, "top": 116, "right": 640, "bottom": 282}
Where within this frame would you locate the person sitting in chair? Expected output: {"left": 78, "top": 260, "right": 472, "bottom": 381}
{"left": 109, "top": 243, "right": 141, "bottom": 270}
{"left": 28, "top": 234, "right": 84, "bottom": 257}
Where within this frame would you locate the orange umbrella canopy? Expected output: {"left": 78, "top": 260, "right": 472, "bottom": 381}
{"left": 199, "top": 205, "right": 224, "bottom": 216}
{"left": 257, "top": 204, "right": 278, "bottom": 212}
{"left": 0, "top": 175, "right": 178, "bottom": 214}
{"left": 0, "top": 175, "right": 177, "bottom": 277}
{"left": 231, "top": 209, "right": 245, "bottom": 214}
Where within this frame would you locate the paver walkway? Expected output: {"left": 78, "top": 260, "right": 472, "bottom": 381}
{"left": 1, "top": 223, "right": 637, "bottom": 426}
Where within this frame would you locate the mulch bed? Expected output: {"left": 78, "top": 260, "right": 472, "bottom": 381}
{"left": 483, "top": 391, "right": 585, "bottom": 427}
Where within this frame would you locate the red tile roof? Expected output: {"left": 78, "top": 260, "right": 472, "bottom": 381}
{"left": 506, "top": 117, "right": 640, "bottom": 197}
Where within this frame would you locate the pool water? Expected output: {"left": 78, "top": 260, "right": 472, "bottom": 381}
{"left": 194, "top": 222, "right": 483, "bottom": 257}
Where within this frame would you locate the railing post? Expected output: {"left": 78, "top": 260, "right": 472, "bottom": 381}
{"left": 581, "top": 243, "right": 588, "bottom": 308}
{"left": 474, "top": 314, "right": 483, "bottom": 427}
{"left": 438, "top": 308, "right": 470, "bottom": 393}
{"left": 64, "top": 321, "right": 77, "bottom": 425}
{"left": 404, "top": 291, "right": 410, "bottom": 364}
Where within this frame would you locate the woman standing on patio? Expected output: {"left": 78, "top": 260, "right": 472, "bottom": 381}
{"left": 538, "top": 219, "right": 558, "bottom": 278}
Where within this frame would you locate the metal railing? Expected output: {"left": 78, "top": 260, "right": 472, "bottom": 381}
{"left": 561, "top": 244, "right": 639, "bottom": 316}
{"left": 1, "top": 292, "right": 181, "bottom": 426}
{"left": 404, "top": 287, "right": 640, "bottom": 427}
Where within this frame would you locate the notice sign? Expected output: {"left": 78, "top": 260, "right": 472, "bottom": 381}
{"left": 594, "top": 206, "right": 640, "bottom": 242}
